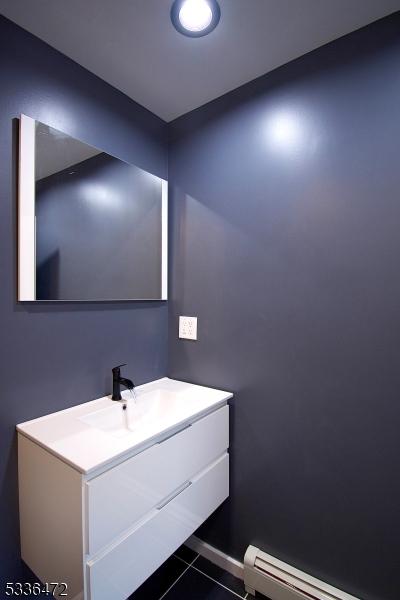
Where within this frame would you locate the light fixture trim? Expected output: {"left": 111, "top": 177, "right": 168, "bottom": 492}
{"left": 170, "top": 0, "right": 221, "bottom": 38}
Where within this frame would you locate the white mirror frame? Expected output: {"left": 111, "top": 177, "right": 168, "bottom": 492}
{"left": 18, "top": 114, "right": 168, "bottom": 302}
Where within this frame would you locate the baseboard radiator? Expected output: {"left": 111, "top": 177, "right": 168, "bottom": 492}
{"left": 244, "top": 546, "right": 359, "bottom": 600}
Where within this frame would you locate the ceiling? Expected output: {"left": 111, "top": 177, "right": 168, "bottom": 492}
{"left": 1, "top": 0, "right": 400, "bottom": 122}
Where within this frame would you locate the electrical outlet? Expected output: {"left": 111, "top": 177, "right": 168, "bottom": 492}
{"left": 179, "top": 316, "right": 198, "bottom": 340}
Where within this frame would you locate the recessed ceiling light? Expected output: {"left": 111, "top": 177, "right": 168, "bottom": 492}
{"left": 171, "top": 0, "right": 221, "bottom": 38}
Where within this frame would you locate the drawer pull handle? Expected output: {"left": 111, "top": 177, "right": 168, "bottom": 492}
{"left": 156, "top": 481, "right": 192, "bottom": 510}
{"left": 157, "top": 423, "right": 192, "bottom": 444}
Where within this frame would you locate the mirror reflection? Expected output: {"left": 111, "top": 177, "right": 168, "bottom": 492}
{"left": 32, "top": 121, "right": 165, "bottom": 301}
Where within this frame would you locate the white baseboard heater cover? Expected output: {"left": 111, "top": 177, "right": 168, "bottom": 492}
{"left": 244, "top": 545, "right": 360, "bottom": 600}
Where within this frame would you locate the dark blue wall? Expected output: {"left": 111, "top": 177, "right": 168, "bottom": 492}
{"left": 168, "top": 13, "right": 400, "bottom": 600}
{"left": 0, "top": 15, "right": 168, "bottom": 584}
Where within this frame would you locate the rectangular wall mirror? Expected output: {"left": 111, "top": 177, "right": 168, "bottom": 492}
{"left": 18, "top": 114, "right": 167, "bottom": 301}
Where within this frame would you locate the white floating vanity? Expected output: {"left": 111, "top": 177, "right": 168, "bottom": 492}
{"left": 17, "top": 378, "right": 232, "bottom": 600}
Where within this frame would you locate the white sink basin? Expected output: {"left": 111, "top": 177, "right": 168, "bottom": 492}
{"left": 17, "top": 377, "right": 232, "bottom": 473}
{"left": 79, "top": 404, "right": 137, "bottom": 438}
{"left": 78, "top": 389, "right": 178, "bottom": 438}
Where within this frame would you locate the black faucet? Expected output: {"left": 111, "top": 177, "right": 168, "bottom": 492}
{"left": 112, "top": 364, "right": 135, "bottom": 401}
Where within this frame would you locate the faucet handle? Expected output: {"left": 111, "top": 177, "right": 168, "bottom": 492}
{"left": 112, "top": 363, "right": 127, "bottom": 375}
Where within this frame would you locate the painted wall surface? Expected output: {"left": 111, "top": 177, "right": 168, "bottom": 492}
{"left": 168, "top": 13, "right": 400, "bottom": 600}
{"left": 0, "top": 15, "right": 168, "bottom": 584}
{"left": 36, "top": 153, "right": 162, "bottom": 300}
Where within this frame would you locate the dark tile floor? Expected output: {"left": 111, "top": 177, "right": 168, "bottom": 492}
{"left": 129, "top": 544, "right": 249, "bottom": 600}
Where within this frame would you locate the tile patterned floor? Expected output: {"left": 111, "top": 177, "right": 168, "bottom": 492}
{"left": 129, "top": 545, "right": 250, "bottom": 600}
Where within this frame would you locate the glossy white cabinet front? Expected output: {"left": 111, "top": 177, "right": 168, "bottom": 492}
{"left": 88, "top": 454, "right": 229, "bottom": 600}
{"left": 18, "top": 401, "right": 229, "bottom": 600}
{"left": 86, "top": 406, "right": 229, "bottom": 556}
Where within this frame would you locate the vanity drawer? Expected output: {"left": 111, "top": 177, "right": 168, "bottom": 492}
{"left": 87, "top": 453, "right": 229, "bottom": 600}
{"left": 85, "top": 405, "right": 229, "bottom": 555}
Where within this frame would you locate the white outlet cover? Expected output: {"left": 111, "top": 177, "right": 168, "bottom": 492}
{"left": 179, "top": 316, "right": 198, "bottom": 340}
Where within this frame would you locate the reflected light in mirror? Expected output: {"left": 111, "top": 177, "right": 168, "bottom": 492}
{"left": 82, "top": 183, "right": 122, "bottom": 209}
